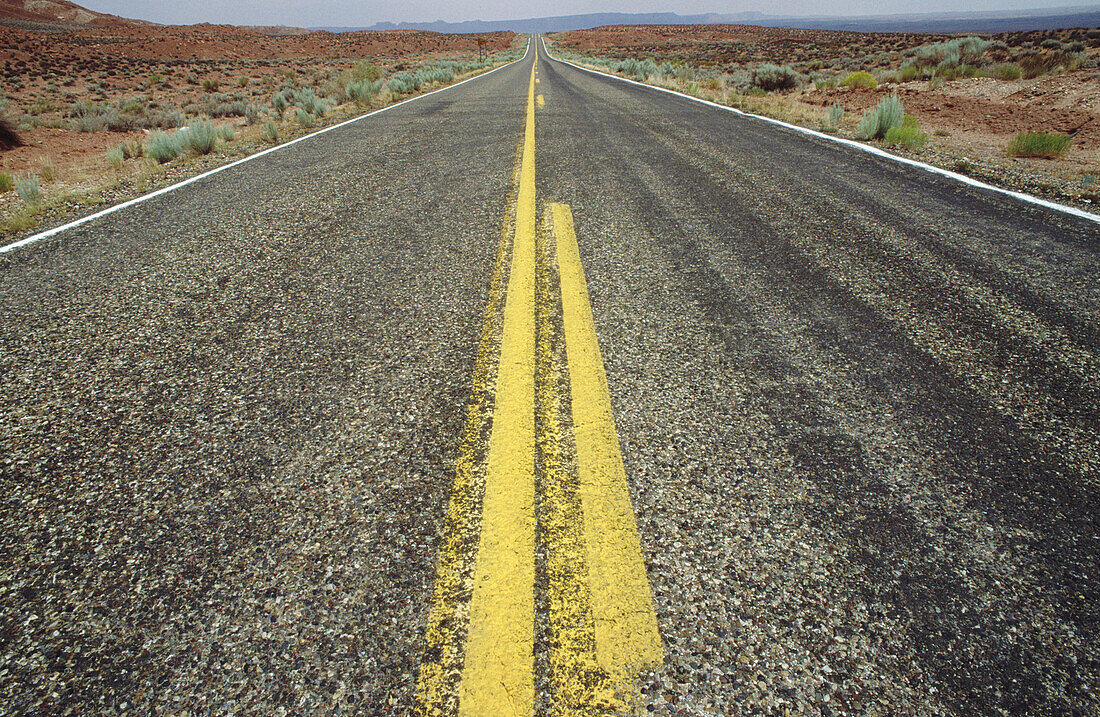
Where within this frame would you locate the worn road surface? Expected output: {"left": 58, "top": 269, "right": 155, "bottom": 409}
{"left": 1, "top": 36, "right": 1098, "bottom": 716}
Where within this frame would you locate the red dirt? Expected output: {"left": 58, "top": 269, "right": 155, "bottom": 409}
{"left": 553, "top": 24, "right": 1100, "bottom": 167}
{"left": 0, "top": 4, "right": 519, "bottom": 218}
{"left": 807, "top": 74, "right": 1100, "bottom": 151}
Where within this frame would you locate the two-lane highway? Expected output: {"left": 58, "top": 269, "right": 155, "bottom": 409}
{"left": 1, "top": 36, "right": 1098, "bottom": 715}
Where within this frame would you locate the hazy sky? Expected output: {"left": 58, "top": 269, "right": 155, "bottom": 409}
{"left": 77, "top": 0, "right": 1087, "bottom": 27}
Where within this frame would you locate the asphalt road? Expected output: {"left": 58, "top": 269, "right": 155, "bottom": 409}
{"left": 1, "top": 36, "right": 1098, "bottom": 716}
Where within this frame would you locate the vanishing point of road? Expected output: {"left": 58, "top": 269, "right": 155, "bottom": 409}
{"left": 1, "top": 37, "right": 1098, "bottom": 716}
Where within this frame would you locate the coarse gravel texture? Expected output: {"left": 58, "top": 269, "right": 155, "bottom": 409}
{"left": 0, "top": 37, "right": 1098, "bottom": 717}
{"left": 536, "top": 43, "right": 1099, "bottom": 715}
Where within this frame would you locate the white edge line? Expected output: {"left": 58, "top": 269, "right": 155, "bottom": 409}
{"left": 1, "top": 36, "right": 534, "bottom": 255}
{"left": 540, "top": 37, "right": 1100, "bottom": 226}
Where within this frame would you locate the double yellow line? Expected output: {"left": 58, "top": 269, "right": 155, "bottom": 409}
{"left": 417, "top": 57, "right": 661, "bottom": 716}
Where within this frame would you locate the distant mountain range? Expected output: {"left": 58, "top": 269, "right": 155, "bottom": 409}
{"left": 314, "top": 6, "right": 1100, "bottom": 34}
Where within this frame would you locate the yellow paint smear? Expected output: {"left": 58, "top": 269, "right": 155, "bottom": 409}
{"left": 537, "top": 94, "right": 545, "bottom": 108}
{"left": 551, "top": 202, "right": 663, "bottom": 688}
{"left": 458, "top": 59, "right": 539, "bottom": 717}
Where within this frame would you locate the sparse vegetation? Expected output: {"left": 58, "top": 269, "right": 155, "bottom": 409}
{"left": 106, "top": 146, "right": 125, "bottom": 170}
{"left": 14, "top": 173, "right": 41, "bottom": 206}
{"left": 262, "top": 120, "right": 280, "bottom": 144}
{"left": 296, "top": 109, "right": 314, "bottom": 128}
{"left": 1007, "top": 131, "right": 1071, "bottom": 158}
{"left": 202, "top": 79, "right": 220, "bottom": 93}
{"left": 885, "top": 121, "right": 929, "bottom": 150}
{"left": 752, "top": 64, "right": 800, "bottom": 92}
{"left": 120, "top": 139, "right": 144, "bottom": 159}
{"left": 36, "top": 158, "right": 57, "bottom": 182}
{"left": 0, "top": 173, "right": 13, "bottom": 192}
{"left": 182, "top": 120, "right": 217, "bottom": 155}
{"left": 387, "top": 75, "right": 413, "bottom": 95}
{"left": 347, "top": 80, "right": 382, "bottom": 105}
{"left": 990, "top": 63, "right": 1023, "bottom": 80}
{"left": 292, "top": 88, "right": 329, "bottom": 117}
{"left": 855, "top": 95, "right": 904, "bottom": 140}
{"left": 146, "top": 131, "right": 184, "bottom": 163}
{"left": 272, "top": 91, "right": 289, "bottom": 114}
{"left": 840, "top": 71, "right": 878, "bottom": 89}
{"left": 822, "top": 101, "right": 844, "bottom": 131}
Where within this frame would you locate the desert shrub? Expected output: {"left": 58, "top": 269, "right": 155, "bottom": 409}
{"left": 217, "top": 125, "right": 235, "bottom": 142}
{"left": 899, "top": 64, "right": 921, "bottom": 81}
{"left": 416, "top": 67, "right": 454, "bottom": 85}
{"left": 855, "top": 94, "right": 904, "bottom": 139}
{"left": 636, "top": 58, "right": 659, "bottom": 80}
{"left": 120, "top": 139, "right": 143, "bottom": 159}
{"left": 841, "top": 71, "right": 878, "bottom": 89}
{"left": 202, "top": 79, "right": 220, "bottom": 93}
{"left": 752, "top": 63, "right": 799, "bottom": 91}
{"left": 146, "top": 131, "right": 183, "bottom": 163}
{"left": 349, "top": 60, "right": 382, "bottom": 83}
{"left": 14, "top": 173, "right": 40, "bottom": 206}
{"left": 156, "top": 109, "right": 186, "bottom": 128}
{"left": 1007, "top": 131, "right": 1071, "bottom": 158}
{"left": 885, "top": 124, "right": 928, "bottom": 149}
{"left": 71, "top": 101, "right": 108, "bottom": 132}
{"left": 912, "top": 37, "right": 989, "bottom": 68}
{"left": 387, "top": 77, "right": 412, "bottom": 94}
{"left": 105, "top": 108, "right": 139, "bottom": 131}
{"left": 347, "top": 79, "right": 383, "bottom": 105}
{"left": 182, "top": 120, "right": 217, "bottom": 155}
{"left": 674, "top": 64, "right": 695, "bottom": 81}
{"left": 292, "top": 88, "right": 329, "bottom": 116}
{"left": 147, "top": 73, "right": 165, "bottom": 87}
{"left": 296, "top": 109, "right": 314, "bottom": 128}
{"left": 245, "top": 103, "right": 260, "bottom": 124}
{"left": 28, "top": 98, "right": 57, "bottom": 116}
{"left": 390, "top": 71, "right": 420, "bottom": 93}
{"left": 1020, "top": 53, "right": 1058, "bottom": 78}
{"left": 36, "top": 158, "right": 56, "bottom": 182}
{"left": 210, "top": 101, "right": 248, "bottom": 118}
{"left": 825, "top": 101, "right": 844, "bottom": 128}
{"left": 815, "top": 77, "right": 837, "bottom": 90}
{"left": 272, "top": 91, "right": 289, "bottom": 114}
{"left": 106, "top": 146, "right": 125, "bottom": 170}
{"left": 942, "top": 63, "right": 983, "bottom": 79}
{"left": 238, "top": 77, "right": 249, "bottom": 88}
{"left": 262, "top": 120, "right": 280, "bottom": 143}
{"left": 614, "top": 57, "right": 658, "bottom": 81}
{"left": 990, "top": 63, "right": 1022, "bottom": 80}
{"left": 0, "top": 173, "right": 13, "bottom": 192}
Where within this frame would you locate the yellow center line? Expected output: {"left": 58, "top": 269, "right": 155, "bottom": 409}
{"left": 552, "top": 202, "right": 663, "bottom": 685}
{"left": 457, "top": 59, "right": 539, "bottom": 717}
